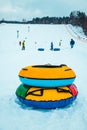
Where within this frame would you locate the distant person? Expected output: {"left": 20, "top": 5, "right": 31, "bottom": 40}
{"left": 50, "top": 42, "right": 54, "bottom": 50}
{"left": 19, "top": 41, "right": 21, "bottom": 46}
{"left": 28, "top": 26, "right": 30, "bottom": 32}
{"left": 59, "top": 40, "right": 62, "bottom": 46}
{"left": 70, "top": 39, "right": 75, "bottom": 48}
{"left": 35, "top": 41, "right": 37, "bottom": 44}
{"left": 17, "top": 30, "right": 19, "bottom": 38}
{"left": 22, "top": 40, "right": 26, "bottom": 50}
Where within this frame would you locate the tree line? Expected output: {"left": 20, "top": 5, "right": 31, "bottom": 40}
{"left": 0, "top": 11, "right": 87, "bottom": 35}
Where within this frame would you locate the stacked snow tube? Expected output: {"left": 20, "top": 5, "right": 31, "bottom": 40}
{"left": 16, "top": 64, "right": 78, "bottom": 109}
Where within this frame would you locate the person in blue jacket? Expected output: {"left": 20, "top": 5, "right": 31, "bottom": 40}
{"left": 50, "top": 42, "right": 54, "bottom": 50}
{"left": 70, "top": 39, "right": 75, "bottom": 48}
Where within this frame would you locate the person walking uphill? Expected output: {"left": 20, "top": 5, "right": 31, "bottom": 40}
{"left": 70, "top": 39, "right": 75, "bottom": 48}
{"left": 22, "top": 40, "right": 26, "bottom": 50}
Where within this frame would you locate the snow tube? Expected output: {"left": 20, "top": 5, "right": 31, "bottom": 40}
{"left": 18, "top": 64, "right": 76, "bottom": 87}
{"left": 38, "top": 48, "right": 44, "bottom": 51}
{"left": 54, "top": 48, "right": 60, "bottom": 51}
{"left": 16, "top": 84, "right": 78, "bottom": 109}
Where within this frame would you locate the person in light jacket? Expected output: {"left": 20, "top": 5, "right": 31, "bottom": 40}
{"left": 22, "top": 40, "right": 26, "bottom": 50}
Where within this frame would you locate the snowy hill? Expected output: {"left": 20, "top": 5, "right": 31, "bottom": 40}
{"left": 0, "top": 23, "right": 87, "bottom": 130}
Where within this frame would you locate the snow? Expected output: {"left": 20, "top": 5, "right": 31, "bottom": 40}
{"left": 0, "top": 23, "right": 87, "bottom": 130}
{"left": 67, "top": 24, "right": 87, "bottom": 40}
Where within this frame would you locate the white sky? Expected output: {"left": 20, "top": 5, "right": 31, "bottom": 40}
{"left": 0, "top": 0, "right": 87, "bottom": 21}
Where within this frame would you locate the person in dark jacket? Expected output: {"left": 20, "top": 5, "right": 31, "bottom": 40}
{"left": 50, "top": 42, "right": 54, "bottom": 50}
{"left": 19, "top": 41, "right": 21, "bottom": 46}
{"left": 70, "top": 39, "right": 75, "bottom": 48}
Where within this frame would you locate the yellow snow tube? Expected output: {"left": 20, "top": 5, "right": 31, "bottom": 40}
{"left": 19, "top": 64, "right": 76, "bottom": 79}
{"left": 25, "top": 86, "right": 73, "bottom": 101}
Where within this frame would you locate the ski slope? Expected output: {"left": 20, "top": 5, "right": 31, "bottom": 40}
{"left": 0, "top": 23, "right": 87, "bottom": 130}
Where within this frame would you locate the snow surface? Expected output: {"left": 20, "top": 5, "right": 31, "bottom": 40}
{"left": 67, "top": 24, "right": 87, "bottom": 41}
{"left": 0, "top": 23, "right": 87, "bottom": 130}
